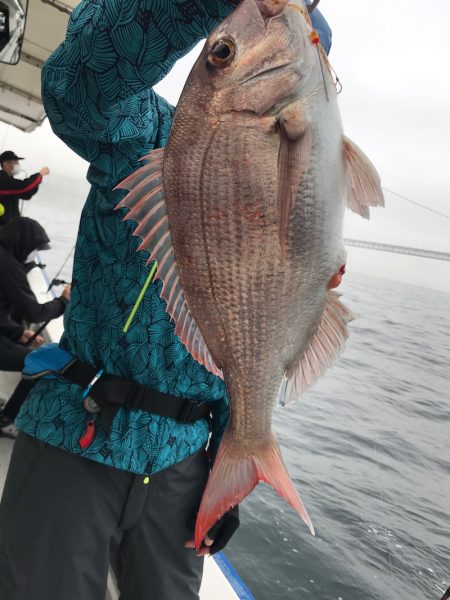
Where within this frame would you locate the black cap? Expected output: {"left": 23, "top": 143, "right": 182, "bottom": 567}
{"left": 0, "top": 150, "right": 24, "bottom": 163}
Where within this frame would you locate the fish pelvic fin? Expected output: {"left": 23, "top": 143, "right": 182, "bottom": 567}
{"left": 195, "top": 429, "right": 314, "bottom": 548}
{"left": 277, "top": 103, "right": 312, "bottom": 259}
{"left": 115, "top": 149, "right": 222, "bottom": 378}
{"left": 343, "top": 136, "right": 384, "bottom": 219}
{"left": 278, "top": 291, "right": 354, "bottom": 406}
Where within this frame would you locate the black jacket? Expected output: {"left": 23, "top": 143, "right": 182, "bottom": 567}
{"left": 0, "top": 170, "right": 43, "bottom": 225}
{"left": 0, "top": 218, "right": 67, "bottom": 341}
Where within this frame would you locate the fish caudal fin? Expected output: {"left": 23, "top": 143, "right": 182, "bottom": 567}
{"left": 278, "top": 291, "right": 354, "bottom": 406}
{"left": 343, "top": 136, "right": 384, "bottom": 218}
{"left": 195, "top": 431, "right": 314, "bottom": 548}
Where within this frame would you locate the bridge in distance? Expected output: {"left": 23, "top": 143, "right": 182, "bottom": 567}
{"left": 344, "top": 239, "right": 450, "bottom": 263}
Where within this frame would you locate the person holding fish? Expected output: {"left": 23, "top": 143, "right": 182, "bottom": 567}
{"left": 0, "top": 2, "right": 354, "bottom": 600}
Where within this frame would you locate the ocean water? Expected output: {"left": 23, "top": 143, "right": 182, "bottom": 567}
{"left": 24, "top": 179, "right": 450, "bottom": 600}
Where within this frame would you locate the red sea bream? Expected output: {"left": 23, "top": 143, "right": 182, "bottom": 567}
{"left": 117, "top": 0, "right": 384, "bottom": 547}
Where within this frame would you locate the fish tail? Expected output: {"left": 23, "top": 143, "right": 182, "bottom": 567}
{"left": 194, "top": 430, "right": 314, "bottom": 548}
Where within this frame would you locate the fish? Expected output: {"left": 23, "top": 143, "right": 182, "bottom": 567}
{"left": 116, "top": 0, "right": 384, "bottom": 547}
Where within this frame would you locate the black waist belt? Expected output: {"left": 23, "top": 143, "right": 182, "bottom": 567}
{"left": 62, "top": 360, "right": 210, "bottom": 434}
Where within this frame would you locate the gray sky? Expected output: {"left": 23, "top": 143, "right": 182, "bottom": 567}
{"left": 0, "top": 0, "right": 449, "bottom": 291}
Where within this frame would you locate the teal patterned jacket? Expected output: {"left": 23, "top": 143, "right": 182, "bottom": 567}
{"left": 16, "top": 0, "right": 237, "bottom": 475}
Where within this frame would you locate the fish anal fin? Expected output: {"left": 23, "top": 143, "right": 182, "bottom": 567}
{"left": 116, "top": 149, "right": 222, "bottom": 378}
{"left": 278, "top": 291, "right": 354, "bottom": 406}
{"left": 277, "top": 103, "right": 312, "bottom": 258}
{"left": 343, "top": 136, "right": 384, "bottom": 219}
{"left": 194, "top": 430, "right": 314, "bottom": 548}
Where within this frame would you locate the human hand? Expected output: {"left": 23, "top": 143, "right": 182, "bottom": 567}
{"left": 40, "top": 167, "right": 50, "bottom": 176}
{"left": 61, "top": 284, "right": 71, "bottom": 302}
{"left": 185, "top": 505, "right": 240, "bottom": 557}
{"left": 19, "top": 329, "right": 44, "bottom": 348}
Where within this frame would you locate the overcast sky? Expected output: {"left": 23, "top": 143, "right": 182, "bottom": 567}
{"left": 0, "top": 0, "right": 449, "bottom": 291}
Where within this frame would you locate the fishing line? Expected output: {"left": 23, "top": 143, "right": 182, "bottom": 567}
{"left": 122, "top": 261, "right": 158, "bottom": 333}
{"left": 365, "top": 336, "right": 395, "bottom": 580}
{"left": 47, "top": 244, "right": 75, "bottom": 292}
{"left": 291, "top": 3, "right": 342, "bottom": 99}
{"left": 325, "top": 60, "right": 342, "bottom": 94}
{"left": 26, "top": 245, "right": 76, "bottom": 343}
{"left": 316, "top": 41, "right": 329, "bottom": 102}
{"left": 383, "top": 188, "right": 450, "bottom": 221}
{"left": 369, "top": 406, "right": 395, "bottom": 579}
{"left": 309, "top": 30, "right": 342, "bottom": 98}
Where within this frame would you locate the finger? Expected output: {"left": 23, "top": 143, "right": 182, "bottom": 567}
{"left": 185, "top": 535, "right": 214, "bottom": 550}
{"left": 195, "top": 547, "right": 211, "bottom": 557}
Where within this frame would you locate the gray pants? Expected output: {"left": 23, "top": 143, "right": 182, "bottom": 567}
{"left": 0, "top": 433, "right": 209, "bottom": 600}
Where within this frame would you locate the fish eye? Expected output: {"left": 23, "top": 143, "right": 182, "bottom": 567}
{"left": 207, "top": 37, "right": 236, "bottom": 68}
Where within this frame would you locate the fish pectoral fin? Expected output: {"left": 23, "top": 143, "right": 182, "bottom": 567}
{"left": 343, "top": 136, "right": 384, "bottom": 219}
{"left": 278, "top": 291, "right": 354, "bottom": 406}
{"left": 194, "top": 429, "right": 314, "bottom": 549}
{"left": 277, "top": 103, "right": 312, "bottom": 258}
{"left": 115, "top": 149, "right": 222, "bottom": 379}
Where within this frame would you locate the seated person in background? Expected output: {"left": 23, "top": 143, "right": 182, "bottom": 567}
{"left": 0, "top": 217, "right": 70, "bottom": 435}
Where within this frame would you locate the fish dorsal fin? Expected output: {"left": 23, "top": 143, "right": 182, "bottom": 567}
{"left": 343, "top": 136, "right": 384, "bottom": 219}
{"left": 277, "top": 102, "right": 312, "bottom": 258}
{"left": 278, "top": 291, "right": 354, "bottom": 406}
{"left": 115, "top": 150, "right": 223, "bottom": 379}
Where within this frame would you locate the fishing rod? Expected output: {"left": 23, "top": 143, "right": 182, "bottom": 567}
{"left": 24, "top": 247, "right": 75, "bottom": 346}
{"left": 47, "top": 245, "right": 75, "bottom": 292}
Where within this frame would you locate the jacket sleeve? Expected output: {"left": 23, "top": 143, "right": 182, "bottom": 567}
{"left": 42, "top": 0, "right": 236, "bottom": 185}
{"left": 2, "top": 266, "right": 67, "bottom": 327}
{"left": 0, "top": 318, "right": 24, "bottom": 341}
{"left": 0, "top": 173, "right": 42, "bottom": 201}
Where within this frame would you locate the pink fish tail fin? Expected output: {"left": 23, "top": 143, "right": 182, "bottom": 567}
{"left": 194, "top": 432, "right": 314, "bottom": 548}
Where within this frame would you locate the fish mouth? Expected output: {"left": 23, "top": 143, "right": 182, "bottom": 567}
{"left": 240, "top": 62, "right": 293, "bottom": 85}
